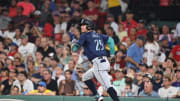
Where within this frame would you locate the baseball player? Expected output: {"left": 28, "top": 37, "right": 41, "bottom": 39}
{"left": 72, "top": 18, "right": 120, "bottom": 101}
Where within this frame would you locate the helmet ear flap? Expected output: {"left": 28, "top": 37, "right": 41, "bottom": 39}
{"left": 86, "top": 25, "right": 90, "bottom": 30}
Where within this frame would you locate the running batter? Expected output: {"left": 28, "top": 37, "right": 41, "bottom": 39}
{"left": 72, "top": 18, "right": 120, "bottom": 101}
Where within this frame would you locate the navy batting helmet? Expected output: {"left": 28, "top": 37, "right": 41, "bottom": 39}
{"left": 80, "top": 18, "right": 95, "bottom": 30}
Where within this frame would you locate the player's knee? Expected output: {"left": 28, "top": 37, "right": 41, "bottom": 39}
{"left": 82, "top": 74, "right": 88, "bottom": 82}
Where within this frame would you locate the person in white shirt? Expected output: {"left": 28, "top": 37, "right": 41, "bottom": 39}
{"left": 119, "top": 74, "right": 139, "bottom": 96}
{"left": 13, "top": 71, "right": 34, "bottom": 94}
{"left": 143, "top": 31, "right": 160, "bottom": 66}
{"left": 18, "top": 35, "right": 36, "bottom": 58}
{"left": 12, "top": 28, "right": 22, "bottom": 46}
{"left": 106, "top": 14, "right": 119, "bottom": 34}
{"left": 175, "top": 22, "right": 180, "bottom": 38}
{"left": 55, "top": 67, "right": 65, "bottom": 88}
{"left": 158, "top": 76, "right": 178, "bottom": 98}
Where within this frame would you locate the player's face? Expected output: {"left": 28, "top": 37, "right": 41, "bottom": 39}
{"left": 81, "top": 25, "right": 88, "bottom": 33}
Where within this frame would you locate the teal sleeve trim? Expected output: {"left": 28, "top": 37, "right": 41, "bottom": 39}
{"left": 107, "top": 37, "right": 115, "bottom": 55}
{"left": 72, "top": 44, "right": 81, "bottom": 52}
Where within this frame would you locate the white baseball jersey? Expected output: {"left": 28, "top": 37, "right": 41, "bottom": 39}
{"left": 143, "top": 41, "right": 160, "bottom": 66}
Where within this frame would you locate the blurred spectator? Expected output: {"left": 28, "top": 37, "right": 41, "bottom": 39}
{"left": 62, "top": 33, "right": 71, "bottom": 47}
{"left": 129, "top": 27, "right": 137, "bottom": 42}
{"left": 123, "top": 11, "right": 137, "bottom": 36}
{"left": 75, "top": 66, "right": 86, "bottom": 96}
{"left": 143, "top": 31, "right": 160, "bottom": 66}
{"left": 136, "top": 19, "right": 147, "bottom": 38}
{"left": 59, "top": 70, "right": 76, "bottom": 96}
{"left": 126, "top": 35, "right": 145, "bottom": 72}
{"left": 43, "top": 14, "right": 54, "bottom": 38}
{"left": 138, "top": 73, "right": 153, "bottom": 93}
{"left": 169, "top": 37, "right": 180, "bottom": 62}
{"left": 59, "top": 46, "right": 72, "bottom": 66}
{"left": 12, "top": 27, "right": 22, "bottom": 46}
{"left": 83, "top": 85, "right": 93, "bottom": 96}
{"left": 111, "top": 50, "right": 126, "bottom": 71}
{"left": 35, "top": 51, "right": 43, "bottom": 69}
{"left": 13, "top": 71, "right": 34, "bottom": 95}
{"left": 175, "top": 22, "right": 180, "bottom": 38}
{"left": 0, "top": 8, "right": 11, "bottom": 30}
{"left": 153, "top": 70, "right": 163, "bottom": 92}
{"left": 172, "top": 69, "right": 180, "bottom": 90}
{"left": 40, "top": 0, "right": 51, "bottom": 27}
{"left": 26, "top": 81, "right": 55, "bottom": 95}
{"left": 10, "top": 85, "right": 20, "bottom": 95}
{"left": 4, "top": 21, "right": 15, "bottom": 40}
{"left": 117, "top": 23, "right": 128, "bottom": 42}
{"left": 112, "top": 68, "right": 125, "bottom": 91}
{"left": 139, "top": 81, "right": 159, "bottom": 97}
{"left": 158, "top": 76, "right": 178, "bottom": 98}
{"left": 160, "top": 35, "right": 171, "bottom": 58}
{"left": 64, "top": 59, "right": 78, "bottom": 81}
{"left": 37, "top": 63, "right": 46, "bottom": 77}
{"left": 71, "top": 52, "right": 83, "bottom": 65}
{"left": 67, "top": 10, "right": 81, "bottom": 31}
{"left": 5, "top": 57, "right": 15, "bottom": 70}
{"left": 31, "top": 73, "right": 42, "bottom": 89}
{"left": 159, "top": 25, "right": 171, "bottom": 42}
{"left": 120, "top": 74, "right": 139, "bottom": 96}
{"left": 26, "top": 60, "right": 36, "bottom": 77}
{"left": 50, "top": 57, "right": 61, "bottom": 79}
{"left": 55, "top": 45, "right": 63, "bottom": 60}
{"left": 53, "top": 14, "right": 63, "bottom": 42}
{"left": 8, "top": 0, "right": 18, "bottom": 18}
{"left": 42, "top": 69, "right": 58, "bottom": 94}
{"left": 82, "top": 0, "right": 99, "bottom": 22}
{"left": 12, "top": 6, "right": 28, "bottom": 27}
{"left": 0, "top": 68, "right": 11, "bottom": 95}
{"left": 106, "top": 27, "right": 120, "bottom": 45}
{"left": 37, "top": 37, "right": 56, "bottom": 58}
{"left": 55, "top": 67, "right": 65, "bottom": 88}
{"left": 106, "top": 14, "right": 118, "bottom": 34}
{"left": 17, "top": 0, "right": 35, "bottom": 16}
{"left": 18, "top": 35, "right": 36, "bottom": 59}
{"left": 134, "top": 72, "right": 144, "bottom": 89}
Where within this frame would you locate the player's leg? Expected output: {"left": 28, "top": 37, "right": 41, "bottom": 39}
{"left": 93, "top": 70, "right": 119, "bottom": 101}
{"left": 82, "top": 68, "right": 98, "bottom": 96}
{"left": 93, "top": 59, "right": 119, "bottom": 101}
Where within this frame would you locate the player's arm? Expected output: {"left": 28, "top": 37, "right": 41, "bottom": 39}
{"left": 107, "top": 37, "right": 115, "bottom": 56}
{"left": 72, "top": 33, "right": 86, "bottom": 52}
{"left": 72, "top": 43, "right": 81, "bottom": 52}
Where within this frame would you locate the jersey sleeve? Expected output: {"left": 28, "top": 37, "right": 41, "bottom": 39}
{"left": 77, "top": 33, "right": 86, "bottom": 46}
{"left": 101, "top": 34, "right": 109, "bottom": 44}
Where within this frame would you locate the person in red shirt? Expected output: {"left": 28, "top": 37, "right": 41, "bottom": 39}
{"left": 136, "top": 19, "right": 147, "bottom": 38}
{"left": 17, "top": 0, "right": 35, "bottom": 16}
{"left": 8, "top": 43, "right": 18, "bottom": 57}
{"left": 8, "top": 0, "right": 18, "bottom": 18}
{"left": 44, "top": 15, "right": 54, "bottom": 38}
{"left": 82, "top": 0, "right": 99, "bottom": 23}
{"left": 123, "top": 11, "right": 137, "bottom": 36}
{"left": 169, "top": 38, "right": 180, "bottom": 62}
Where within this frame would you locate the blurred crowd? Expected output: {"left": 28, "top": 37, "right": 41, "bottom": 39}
{"left": 0, "top": 0, "right": 180, "bottom": 98}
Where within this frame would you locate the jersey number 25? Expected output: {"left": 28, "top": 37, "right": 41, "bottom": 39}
{"left": 94, "top": 39, "right": 104, "bottom": 51}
